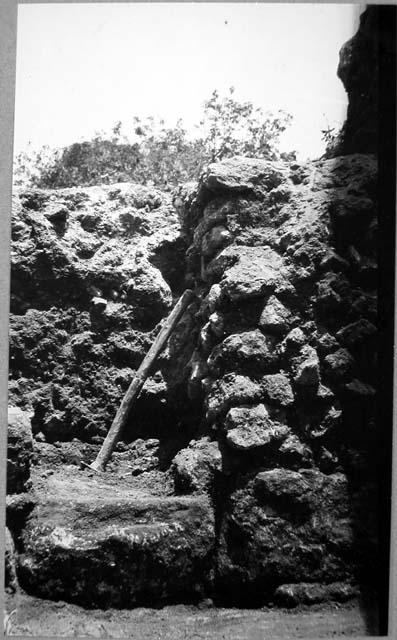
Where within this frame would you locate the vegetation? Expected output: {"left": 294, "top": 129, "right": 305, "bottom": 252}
{"left": 14, "top": 88, "right": 293, "bottom": 190}
{"left": 320, "top": 119, "right": 342, "bottom": 158}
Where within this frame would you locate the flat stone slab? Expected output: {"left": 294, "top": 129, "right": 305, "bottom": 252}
{"left": 18, "top": 468, "right": 215, "bottom": 608}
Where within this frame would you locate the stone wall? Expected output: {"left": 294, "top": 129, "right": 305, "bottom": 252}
{"left": 7, "top": 153, "right": 380, "bottom": 610}
{"left": 172, "top": 152, "right": 378, "bottom": 603}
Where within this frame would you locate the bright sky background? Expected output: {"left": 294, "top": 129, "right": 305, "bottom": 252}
{"left": 14, "top": 2, "right": 363, "bottom": 161}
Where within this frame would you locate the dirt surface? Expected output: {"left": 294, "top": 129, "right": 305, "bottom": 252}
{"left": 30, "top": 457, "right": 176, "bottom": 500}
{"left": 4, "top": 592, "right": 378, "bottom": 638}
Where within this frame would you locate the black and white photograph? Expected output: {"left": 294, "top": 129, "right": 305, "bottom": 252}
{"left": 2, "top": 2, "right": 396, "bottom": 637}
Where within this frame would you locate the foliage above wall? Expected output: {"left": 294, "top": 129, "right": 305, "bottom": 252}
{"left": 14, "top": 88, "right": 294, "bottom": 190}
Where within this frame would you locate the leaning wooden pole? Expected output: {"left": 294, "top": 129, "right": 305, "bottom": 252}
{"left": 88, "top": 289, "right": 195, "bottom": 472}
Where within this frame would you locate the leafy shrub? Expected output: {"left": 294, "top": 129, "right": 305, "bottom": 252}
{"left": 14, "top": 88, "right": 293, "bottom": 190}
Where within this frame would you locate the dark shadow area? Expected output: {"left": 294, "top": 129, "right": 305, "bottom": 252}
{"left": 149, "top": 236, "right": 189, "bottom": 296}
{"left": 328, "top": 6, "right": 395, "bottom": 634}
{"left": 375, "top": 4, "right": 396, "bottom": 634}
{"left": 122, "top": 388, "right": 203, "bottom": 470}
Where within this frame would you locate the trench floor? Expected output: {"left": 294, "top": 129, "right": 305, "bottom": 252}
{"left": 5, "top": 591, "right": 379, "bottom": 638}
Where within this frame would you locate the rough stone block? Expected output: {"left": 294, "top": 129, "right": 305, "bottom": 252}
{"left": 18, "top": 472, "right": 215, "bottom": 608}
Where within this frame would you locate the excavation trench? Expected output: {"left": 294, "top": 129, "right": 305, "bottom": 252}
{"left": 8, "top": 150, "right": 381, "bottom": 615}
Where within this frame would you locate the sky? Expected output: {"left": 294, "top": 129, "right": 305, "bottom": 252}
{"left": 14, "top": 3, "right": 363, "bottom": 161}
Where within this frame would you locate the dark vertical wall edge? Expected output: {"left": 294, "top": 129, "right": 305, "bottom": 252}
{"left": 377, "top": 4, "right": 396, "bottom": 636}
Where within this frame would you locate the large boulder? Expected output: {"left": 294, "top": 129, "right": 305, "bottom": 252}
{"left": 224, "top": 404, "right": 289, "bottom": 451}
{"left": 18, "top": 470, "right": 215, "bottom": 607}
{"left": 207, "top": 245, "right": 292, "bottom": 301}
{"left": 291, "top": 345, "right": 321, "bottom": 390}
{"left": 200, "top": 157, "right": 287, "bottom": 194}
{"left": 207, "top": 330, "right": 278, "bottom": 376}
{"left": 7, "top": 406, "right": 33, "bottom": 493}
{"left": 259, "top": 295, "right": 292, "bottom": 334}
{"left": 172, "top": 438, "right": 222, "bottom": 493}
{"left": 217, "top": 470, "right": 356, "bottom": 602}
{"left": 205, "top": 374, "right": 262, "bottom": 422}
{"left": 124, "top": 261, "right": 172, "bottom": 319}
{"left": 261, "top": 374, "right": 294, "bottom": 407}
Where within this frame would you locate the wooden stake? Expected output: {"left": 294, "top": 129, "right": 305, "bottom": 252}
{"left": 88, "top": 289, "right": 195, "bottom": 472}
